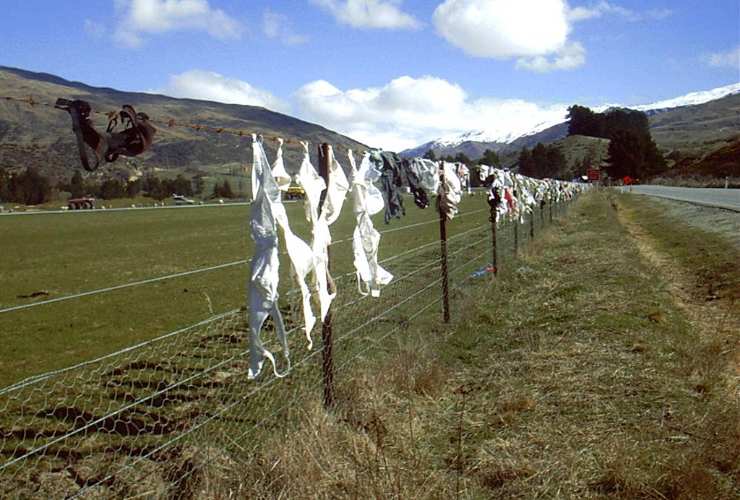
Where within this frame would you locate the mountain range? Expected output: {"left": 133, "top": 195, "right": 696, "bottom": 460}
{"left": 0, "top": 66, "right": 366, "bottom": 181}
{"left": 400, "top": 83, "right": 740, "bottom": 161}
{"left": 0, "top": 65, "right": 737, "bottom": 183}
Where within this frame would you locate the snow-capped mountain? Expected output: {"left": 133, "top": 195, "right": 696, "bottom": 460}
{"left": 401, "top": 82, "right": 740, "bottom": 158}
{"left": 433, "top": 117, "right": 566, "bottom": 148}
{"left": 635, "top": 82, "right": 740, "bottom": 112}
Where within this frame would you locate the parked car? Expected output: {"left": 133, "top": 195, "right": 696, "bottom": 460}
{"left": 68, "top": 197, "right": 96, "bottom": 210}
{"left": 285, "top": 185, "right": 306, "bottom": 200}
{"left": 172, "top": 194, "right": 195, "bottom": 205}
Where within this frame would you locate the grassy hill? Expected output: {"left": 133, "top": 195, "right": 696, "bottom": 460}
{"left": 648, "top": 92, "right": 740, "bottom": 156}
{"left": 0, "top": 66, "right": 367, "bottom": 182}
{"left": 498, "top": 134, "right": 610, "bottom": 179}
{"left": 553, "top": 134, "right": 610, "bottom": 176}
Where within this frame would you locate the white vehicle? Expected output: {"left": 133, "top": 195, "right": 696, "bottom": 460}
{"left": 172, "top": 194, "right": 195, "bottom": 205}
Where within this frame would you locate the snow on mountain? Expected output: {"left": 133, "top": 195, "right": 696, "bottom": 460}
{"left": 434, "top": 116, "right": 567, "bottom": 147}
{"left": 634, "top": 82, "right": 740, "bottom": 111}
{"left": 404, "top": 82, "right": 740, "bottom": 155}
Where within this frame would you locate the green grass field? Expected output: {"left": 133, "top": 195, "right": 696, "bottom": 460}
{"left": 0, "top": 194, "right": 491, "bottom": 387}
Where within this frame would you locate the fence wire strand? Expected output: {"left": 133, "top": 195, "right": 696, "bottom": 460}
{"left": 0, "top": 195, "right": 575, "bottom": 499}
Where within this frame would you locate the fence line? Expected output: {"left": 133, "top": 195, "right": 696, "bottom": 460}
{"left": 0, "top": 190, "right": 580, "bottom": 499}
{"left": 0, "top": 211, "right": 485, "bottom": 316}
{"left": 0, "top": 261, "right": 248, "bottom": 315}
{"left": 0, "top": 222, "right": 489, "bottom": 396}
{"left": 70, "top": 245, "right": 492, "bottom": 497}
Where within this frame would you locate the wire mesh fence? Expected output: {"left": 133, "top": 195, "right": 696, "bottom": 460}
{"left": 0, "top": 195, "right": 575, "bottom": 498}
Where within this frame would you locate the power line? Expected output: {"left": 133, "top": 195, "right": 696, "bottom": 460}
{"left": 1, "top": 94, "right": 366, "bottom": 155}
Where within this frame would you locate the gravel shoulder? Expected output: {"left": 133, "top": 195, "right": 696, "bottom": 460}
{"left": 641, "top": 195, "right": 740, "bottom": 250}
{"left": 625, "top": 185, "right": 740, "bottom": 211}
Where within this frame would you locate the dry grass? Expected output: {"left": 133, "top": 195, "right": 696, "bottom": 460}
{"left": 174, "top": 191, "right": 738, "bottom": 499}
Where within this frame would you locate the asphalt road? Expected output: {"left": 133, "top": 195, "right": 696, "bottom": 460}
{"left": 622, "top": 185, "right": 740, "bottom": 212}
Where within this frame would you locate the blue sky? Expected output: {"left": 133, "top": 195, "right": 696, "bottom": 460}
{"left": 1, "top": 0, "right": 738, "bottom": 150}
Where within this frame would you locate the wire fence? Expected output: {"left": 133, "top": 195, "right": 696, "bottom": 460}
{"left": 0, "top": 185, "right": 576, "bottom": 498}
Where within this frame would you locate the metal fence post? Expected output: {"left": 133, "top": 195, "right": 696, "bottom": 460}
{"left": 549, "top": 199, "right": 553, "bottom": 224}
{"left": 439, "top": 162, "right": 451, "bottom": 322}
{"left": 513, "top": 215, "right": 519, "bottom": 257}
{"left": 318, "top": 143, "right": 335, "bottom": 409}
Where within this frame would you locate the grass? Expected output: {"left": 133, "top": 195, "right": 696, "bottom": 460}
{"left": 3, "top": 191, "right": 737, "bottom": 498}
{"left": 0, "top": 193, "right": 490, "bottom": 387}
{"left": 198, "top": 191, "right": 738, "bottom": 499}
{"left": 0, "top": 190, "right": 506, "bottom": 498}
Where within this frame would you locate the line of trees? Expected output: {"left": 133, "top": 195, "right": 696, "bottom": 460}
{"left": 57, "top": 172, "right": 198, "bottom": 201}
{"left": 212, "top": 180, "right": 235, "bottom": 199}
{"left": 0, "top": 168, "right": 240, "bottom": 205}
{"left": 567, "top": 105, "right": 666, "bottom": 179}
{"left": 518, "top": 143, "right": 567, "bottom": 179}
{"left": 0, "top": 168, "right": 52, "bottom": 205}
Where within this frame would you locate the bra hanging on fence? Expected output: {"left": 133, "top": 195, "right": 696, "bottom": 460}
{"left": 55, "top": 99, "right": 155, "bottom": 172}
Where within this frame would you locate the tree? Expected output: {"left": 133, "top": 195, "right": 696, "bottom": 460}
{"left": 2, "top": 168, "right": 52, "bottom": 205}
{"left": 422, "top": 149, "right": 437, "bottom": 161}
{"left": 442, "top": 152, "right": 474, "bottom": 167}
{"left": 567, "top": 105, "right": 603, "bottom": 137}
{"left": 531, "top": 143, "right": 549, "bottom": 178}
{"left": 478, "top": 149, "right": 500, "bottom": 167}
{"left": 192, "top": 174, "right": 205, "bottom": 195}
{"left": 171, "top": 174, "right": 193, "bottom": 196}
{"left": 99, "top": 179, "right": 125, "bottom": 199}
{"left": 69, "top": 170, "right": 85, "bottom": 198}
{"left": 0, "top": 170, "right": 10, "bottom": 202}
{"left": 126, "top": 178, "right": 142, "bottom": 198}
{"left": 220, "top": 180, "right": 234, "bottom": 198}
{"left": 518, "top": 147, "right": 535, "bottom": 177}
{"left": 605, "top": 130, "right": 665, "bottom": 180}
{"left": 545, "top": 146, "right": 567, "bottom": 178}
{"left": 143, "top": 176, "right": 166, "bottom": 200}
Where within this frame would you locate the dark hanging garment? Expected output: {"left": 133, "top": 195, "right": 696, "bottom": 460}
{"left": 402, "top": 159, "right": 430, "bottom": 209}
{"left": 371, "top": 151, "right": 406, "bottom": 224}
{"left": 55, "top": 99, "right": 156, "bottom": 172}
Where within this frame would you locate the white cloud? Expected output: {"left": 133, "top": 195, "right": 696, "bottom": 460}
{"left": 704, "top": 46, "right": 740, "bottom": 70}
{"left": 156, "top": 70, "right": 288, "bottom": 112}
{"left": 516, "top": 42, "right": 586, "bottom": 73}
{"left": 432, "top": 1, "right": 672, "bottom": 71}
{"left": 568, "top": 2, "right": 672, "bottom": 22}
{"left": 295, "top": 75, "right": 569, "bottom": 151}
{"left": 113, "top": 0, "right": 242, "bottom": 48}
{"left": 311, "top": 0, "right": 421, "bottom": 30}
{"left": 263, "top": 9, "right": 308, "bottom": 45}
{"left": 433, "top": 0, "right": 570, "bottom": 59}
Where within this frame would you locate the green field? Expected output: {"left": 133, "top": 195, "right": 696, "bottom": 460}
{"left": 0, "top": 194, "right": 492, "bottom": 387}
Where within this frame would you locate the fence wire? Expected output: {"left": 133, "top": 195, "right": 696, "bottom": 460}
{"left": 0, "top": 198, "right": 574, "bottom": 499}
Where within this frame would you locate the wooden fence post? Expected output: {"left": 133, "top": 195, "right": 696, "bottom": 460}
{"left": 318, "top": 143, "right": 335, "bottom": 409}
{"left": 489, "top": 197, "right": 498, "bottom": 277}
{"left": 439, "top": 162, "right": 451, "bottom": 323}
{"left": 530, "top": 210, "right": 535, "bottom": 240}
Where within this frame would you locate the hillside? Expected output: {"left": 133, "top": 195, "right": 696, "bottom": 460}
{"left": 496, "top": 134, "right": 610, "bottom": 180}
{"left": 0, "top": 66, "right": 366, "bottom": 181}
{"left": 648, "top": 92, "right": 740, "bottom": 155}
{"left": 402, "top": 85, "right": 740, "bottom": 169}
